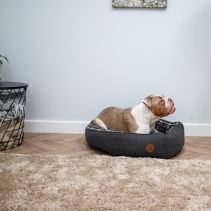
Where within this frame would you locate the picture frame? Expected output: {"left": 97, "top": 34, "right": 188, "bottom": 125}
{"left": 112, "top": 0, "right": 167, "bottom": 8}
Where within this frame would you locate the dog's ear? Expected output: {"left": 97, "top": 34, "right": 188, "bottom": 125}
{"left": 143, "top": 96, "right": 152, "bottom": 108}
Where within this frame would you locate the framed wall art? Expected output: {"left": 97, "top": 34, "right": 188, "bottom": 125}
{"left": 112, "top": 0, "right": 167, "bottom": 8}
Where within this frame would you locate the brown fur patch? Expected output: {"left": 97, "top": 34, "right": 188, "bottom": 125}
{"left": 93, "top": 107, "right": 138, "bottom": 133}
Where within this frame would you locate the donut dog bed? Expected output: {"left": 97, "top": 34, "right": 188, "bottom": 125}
{"left": 85, "top": 119, "right": 185, "bottom": 159}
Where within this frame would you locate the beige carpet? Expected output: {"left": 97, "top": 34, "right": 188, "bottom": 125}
{"left": 1, "top": 154, "right": 211, "bottom": 211}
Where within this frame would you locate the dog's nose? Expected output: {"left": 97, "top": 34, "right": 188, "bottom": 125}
{"left": 168, "top": 98, "right": 172, "bottom": 102}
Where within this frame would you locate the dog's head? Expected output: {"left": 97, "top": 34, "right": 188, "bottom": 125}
{"left": 143, "top": 94, "right": 176, "bottom": 117}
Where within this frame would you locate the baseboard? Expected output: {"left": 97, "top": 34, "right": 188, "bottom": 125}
{"left": 24, "top": 120, "right": 89, "bottom": 134}
{"left": 184, "top": 124, "right": 211, "bottom": 136}
{"left": 24, "top": 120, "right": 211, "bottom": 136}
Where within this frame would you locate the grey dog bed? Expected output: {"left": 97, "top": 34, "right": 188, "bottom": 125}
{"left": 85, "top": 119, "right": 185, "bottom": 159}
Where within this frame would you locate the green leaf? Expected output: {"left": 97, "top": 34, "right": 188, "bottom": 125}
{"left": 0, "top": 55, "right": 9, "bottom": 63}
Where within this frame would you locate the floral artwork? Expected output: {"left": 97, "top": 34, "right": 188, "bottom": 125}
{"left": 112, "top": 0, "right": 167, "bottom": 8}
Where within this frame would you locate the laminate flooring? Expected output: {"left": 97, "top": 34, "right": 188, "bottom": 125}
{"left": 2, "top": 133, "right": 211, "bottom": 160}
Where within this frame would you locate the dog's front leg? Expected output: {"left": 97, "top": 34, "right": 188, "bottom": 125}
{"left": 135, "top": 125, "right": 151, "bottom": 134}
{"left": 150, "top": 123, "right": 158, "bottom": 133}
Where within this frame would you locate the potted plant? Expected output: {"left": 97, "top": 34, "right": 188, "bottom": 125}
{"left": 0, "top": 55, "right": 9, "bottom": 80}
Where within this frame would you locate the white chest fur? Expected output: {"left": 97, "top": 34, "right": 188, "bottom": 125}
{"left": 131, "top": 103, "right": 160, "bottom": 134}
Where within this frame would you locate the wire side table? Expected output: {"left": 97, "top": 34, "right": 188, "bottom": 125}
{"left": 0, "top": 81, "right": 28, "bottom": 150}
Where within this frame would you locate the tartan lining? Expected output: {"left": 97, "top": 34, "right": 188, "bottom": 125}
{"left": 155, "top": 119, "right": 178, "bottom": 134}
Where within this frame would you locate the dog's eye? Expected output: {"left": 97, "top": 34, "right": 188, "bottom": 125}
{"left": 159, "top": 100, "right": 164, "bottom": 106}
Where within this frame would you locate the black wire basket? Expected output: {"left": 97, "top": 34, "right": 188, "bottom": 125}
{"left": 0, "top": 82, "right": 28, "bottom": 150}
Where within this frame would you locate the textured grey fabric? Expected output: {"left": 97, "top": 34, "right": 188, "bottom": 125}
{"left": 85, "top": 119, "right": 185, "bottom": 159}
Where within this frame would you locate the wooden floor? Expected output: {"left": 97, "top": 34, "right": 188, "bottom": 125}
{"left": 2, "top": 133, "right": 211, "bottom": 160}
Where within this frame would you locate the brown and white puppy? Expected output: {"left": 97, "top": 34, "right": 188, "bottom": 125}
{"left": 92, "top": 94, "right": 176, "bottom": 134}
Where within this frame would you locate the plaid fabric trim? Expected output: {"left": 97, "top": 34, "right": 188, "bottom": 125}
{"left": 155, "top": 119, "right": 178, "bottom": 134}
{"left": 86, "top": 119, "right": 178, "bottom": 134}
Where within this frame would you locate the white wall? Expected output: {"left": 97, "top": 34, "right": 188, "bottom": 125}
{"left": 1, "top": 0, "right": 211, "bottom": 135}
